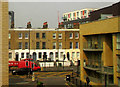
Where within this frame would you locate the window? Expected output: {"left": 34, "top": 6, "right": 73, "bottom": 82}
{"left": 84, "top": 10, "right": 87, "bottom": 14}
{"left": 117, "top": 56, "right": 120, "bottom": 72}
{"left": 53, "top": 42, "right": 56, "bottom": 49}
{"left": 59, "top": 42, "right": 62, "bottom": 49}
{"left": 36, "top": 33, "right": 39, "bottom": 38}
{"left": 19, "top": 42, "right": 22, "bottom": 49}
{"left": 76, "top": 42, "right": 79, "bottom": 49}
{"left": 70, "top": 42, "right": 73, "bottom": 49}
{"left": 75, "top": 32, "right": 79, "bottom": 39}
{"left": 117, "top": 33, "right": 120, "bottom": 49}
{"left": 25, "top": 42, "right": 28, "bottom": 49}
{"left": 9, "top": 53, "right": 12, "bottom": 59}
{"left": 73, "top": 13, "right": 75, "bottom": 17}
{"left": 9, "top": 41, "right": 11, "bottom": 49}
{"left": 21, "top": 53, "right": 24, "bottom": 58}
{"left": 72, "top": 52, "right": 75, "bottom": 59}
{"left": 25, "top": 33, "right": 28, "bottom": 39}
{"left": 59, "top": 33, "right": 62, "bottom": 39}
{"left": 9, "top": 33, "right": 11, "bottom": 39}
{"left": 77, "top": 12, "right": 79, "bottom": 16}
{"left": 39, "top": 52, "right": 42, "bottom": 58}
{"left": 42, "top": 33, "right": 46, "bottom": 39}
{"left": 69, "top": 33, "right": 73, "bottom": 39}
{"left": 60, "top": 52, "right": 63, "bottom": 58}
{"left": 26, "top": 53, "right": 29, "bottom": 58}
{"left": 53, "top": 33, "right": 56, "bottom": 39}
{"left": 19, "top": 33, "right": 22, "bottom": 39}
{"left": 55, "top": 52, "right": 58, "bottom": 58}
{"left": 42, "top": 42, "right": 46, "bottom": 49}
{"left": 36, "top": 42, "right": 40, "bottom": 49}
{"left": 77, "top": 52, "right": 80, "bottom": 58}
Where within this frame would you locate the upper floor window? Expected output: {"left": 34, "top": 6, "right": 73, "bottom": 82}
{"left": 9, "top": 41, "right": 11, "bottom": 49}
{"left": 53, "top": 42, "right": 56, "bottom": 49}
{"left": 69, "top": 33, "right": 73, "bottom": 39}
{"left": 76, "top": 42, "right": 79, "bottom": 49}
{"left": 70, "top": 42, "right": 73, "bottom": 49}
{"left": 36, "top": 33, "right": 39, "bottom": 38}
{"left": 19, "top": 33, "right": 22, "bottom": 39}
{"left": 59, "top": 33, "right": 62, "bottom": 39}
{"left": 36, "top": 42, "right": 40, "bottom": 49}
{"left": 25, "top": 33, "right": 28, "bottom": 39}
{"left": 75, "top": 32, "right": 79, "bottom": 39}
{"left": 117, "top": 33, "right": 120, "bottom": 49}
{"left": 42, "top": 33, "right": 46, "bottom": 39}
{"left": 25, "top": 42, "right": 28, "bottom": 49}
{"left": 9, "top": 33, "right": 11, "bottom": 39}
{"left": 53, "top": 33, "right": 56, "bottom": 39}
{"left": 117, "top": 55, "right": 120, "bottom": 72}
{"left": 77, "top": 12, "right": 79, "bottom": 16}
{"left": 59, "top": 42, "right": 62, "bottom": 49}
{"left": 19, "top": 42, "right": 22, "bottom": 49}
{"left": 42, "top": 42, "right": 46, "bottom": 49}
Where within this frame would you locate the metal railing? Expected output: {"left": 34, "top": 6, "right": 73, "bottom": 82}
{"left": 103, "top": 66, "right": 113, "bottom": 74}
{"left": 85, "top": 60, "right": 101, "bottom": 69}
{"left": 83, "top": 41, "right": 103, "bottom": 49}
{"left": 84, "top": 75, "right": 102, "bottom": 83}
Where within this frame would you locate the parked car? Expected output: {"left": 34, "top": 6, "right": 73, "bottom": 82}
{"left": 12, "top": 68, "right": 33, "bottom": 75}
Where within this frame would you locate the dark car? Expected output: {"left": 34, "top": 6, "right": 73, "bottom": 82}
{"left": 12, "top": 68, "right": 33, "bottom": 75}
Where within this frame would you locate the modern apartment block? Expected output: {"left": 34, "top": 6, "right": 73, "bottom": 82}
{"left": 80, "top": 16, "right": 120, "bottom": 86}
{"left": 62, "top": 8, "right": 96, "bottom": 22}
{"left": 58, "top": 8, "right": 96, "bottom": 29}
{"left": 9, "top": 28, "right": 80, "bottom": 65}
{"left": 0, "top": 1, "right": 9, "bottom": 86}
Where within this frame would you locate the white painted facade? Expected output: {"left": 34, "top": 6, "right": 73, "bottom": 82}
{"left": 63, "top": 8, "right": 97, "bottom": 21}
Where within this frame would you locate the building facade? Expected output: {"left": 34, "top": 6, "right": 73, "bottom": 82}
{"left": 0, "top": 1, "right": 9, "bottom": 86}
{"left": 62, "top": 8, "right": 96, "bottom": 22}
{"left": 9, "top": 28, "right": 80, "bottom": 65}
{"left": 80, "top": 16, "right": 120, "bottom": 86}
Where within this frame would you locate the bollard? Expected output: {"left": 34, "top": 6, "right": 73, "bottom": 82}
{"left": 41, "top": 67, "right": 43, "bottom": 71}
{"left": 32, "top": 72, "right": 35, "bottom": 81}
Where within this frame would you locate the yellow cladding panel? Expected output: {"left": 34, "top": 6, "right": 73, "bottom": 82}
{"left": 80, "top": 17, "right": 119, "bottom": 35}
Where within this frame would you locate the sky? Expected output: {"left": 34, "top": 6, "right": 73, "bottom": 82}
{"left": 8, "top": 1, "right": 119, "bottom": 28}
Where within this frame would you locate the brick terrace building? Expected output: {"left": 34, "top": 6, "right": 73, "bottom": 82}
{"left": 9, "top": 28, "right": 80, "bottom": 65}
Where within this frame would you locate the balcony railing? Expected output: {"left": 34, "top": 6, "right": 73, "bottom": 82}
{"left": 103, "top": 66, "right": 113, "bottom": 74}
{"left": 62, "top": 16, "right": 67, "bottom": 20}
{"left": 83, "top": 41, "right": 103, "bottom": 50}
{"left": 84, "top": 60, "right": 101, "bottom": 70}
{"left": 84, "top": 75, "right": 102, "bottom": 83}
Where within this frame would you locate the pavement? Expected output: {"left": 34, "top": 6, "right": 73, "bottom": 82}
{"left": 9, "top": 66, "right": 80, "bottom": 87}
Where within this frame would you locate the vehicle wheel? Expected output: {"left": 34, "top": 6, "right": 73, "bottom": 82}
{"left": 12, "top": 71, "right": 16, "bottom": 75}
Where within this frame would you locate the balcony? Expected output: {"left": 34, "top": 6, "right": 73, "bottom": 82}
{"left": 83, "top": 41, "right": 103, "bottom": 51}
{"left": 103, "top": 66, "right": 113, "bottom": 75}
{"left": 97, "top": 66, "right": 113, "bottom": 75}
{"left": 84, "top": 60, "right": 101, "bottom": 71}
{"left": 84, "top": 75, "right": 102, "bottom": 83}
{"left": 62, "top": 16, "right": 67, "bottom": 21}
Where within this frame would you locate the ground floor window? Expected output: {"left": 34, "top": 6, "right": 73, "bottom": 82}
{"left": 21, "top": 53, "right": 24, "bottom": 58}
{"left": 26, "top": 53, "right": 29, "bottom": 58}
{"left": 39, "top": 52, "right": 42, "bottom": 58}
{"left": 9, "top": 53, "right": 12, "bottom": 59}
